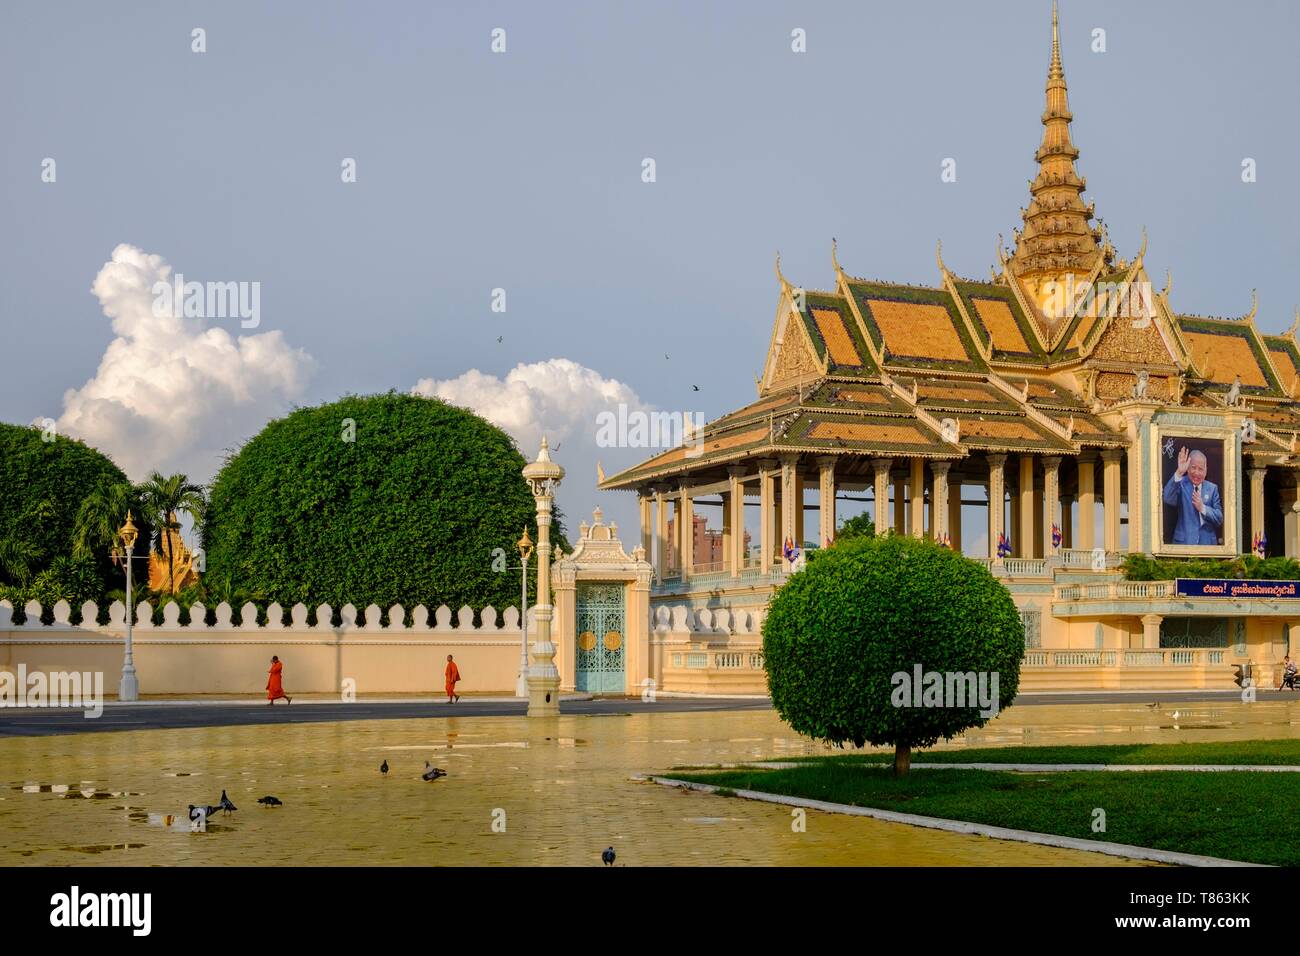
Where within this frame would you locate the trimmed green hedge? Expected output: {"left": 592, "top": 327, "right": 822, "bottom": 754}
{"left": 0, "top": 422, "right": 126, "bottom": 590}
{"left": 763, "top": 534, "right": 1023, "bottom": 769}
{"left": 202, "top": 392, "right": 566, "bottom": 612}
{"left": 1121, "top": 553, "right": 1300, "bottom": 581}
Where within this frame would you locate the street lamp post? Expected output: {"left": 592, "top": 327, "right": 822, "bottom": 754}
{"left": 522, "top": 437, "right": 564, "bottom": 717}
{"left": 117, "top": 512, "right": 140, "bottom": 702}
{"left": 516, "top": 528, "right": 533, "bottom": 698}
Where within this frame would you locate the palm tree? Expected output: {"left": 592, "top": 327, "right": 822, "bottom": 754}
{"left": 73, "top": 481, "right": 141, "bottom": 562}
{"left": 137, "top": 472, "right": 207, "bottom": 595}
{"left": 0, "top": 536, "right": 39, "bottom": 586}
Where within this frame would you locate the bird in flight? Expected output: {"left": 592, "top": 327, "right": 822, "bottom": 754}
{"left": 497, "top": 336, "right": 503, "bottom": 343}
{"left": 692, "top": 385, "right": 700, "bottom": 392}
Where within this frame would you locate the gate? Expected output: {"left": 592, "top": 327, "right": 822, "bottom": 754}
{"left": 575, "top": 582, "right": 626, "bottom": 694}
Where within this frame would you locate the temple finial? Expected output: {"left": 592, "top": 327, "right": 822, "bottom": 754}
{"left": 1245, "top": 289, "right": 1258, "bottom": 324}
{"left": 831, "top": 237, "right": 841, "bottom": 277}
{"left": 1287, "top": 306, "right": 1300, "bottom": 339}
{"left": 774, "top": 250, "right": 790, "bottom": 292}
{"left": 1050, "top": 0, "right": 1063, "bottom": 80}
{"left": 935, "top": 239, "right": 947, "bottom": 275}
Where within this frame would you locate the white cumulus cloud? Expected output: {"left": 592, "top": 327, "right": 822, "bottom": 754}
{"left": 413, "top": 358, "right": 656, "bottom": 533}
{"left": 413, "top": 358, "right": 647, "bottom": 455}
{"left": 56, "top": 243, "right": 315, "bottom": 482}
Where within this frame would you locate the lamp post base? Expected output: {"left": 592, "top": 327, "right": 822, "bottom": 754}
{"left": 526, "top": 666, "right": 561, "bottom": 717}
{"left": 119, "top": 667, "right": 139, "bottom": 702}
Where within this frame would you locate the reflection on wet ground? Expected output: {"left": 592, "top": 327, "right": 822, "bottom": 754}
{"left": 3, "top": 699, "right": 1296, "bottom": 865}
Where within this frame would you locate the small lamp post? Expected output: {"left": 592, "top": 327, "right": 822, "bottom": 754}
{"left": 516, "top": 527, "right": 533, "bottom": 698}
{"left": 117, "top": 512, "right": 141, "bottom": 702}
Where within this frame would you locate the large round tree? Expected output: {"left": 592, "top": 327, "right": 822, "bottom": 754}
{"left": 0, "top": 422, "right": 129, "bottom": 590}
{"left": 763, "top": 534, "right": 1024, "bottom": 774}
{"left": 202, "top": 392, "right": 564, "bottom": 613}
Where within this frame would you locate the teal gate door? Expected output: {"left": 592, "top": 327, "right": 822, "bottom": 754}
{"left": 575, "top": 582, "right": 626, "bottom": 694}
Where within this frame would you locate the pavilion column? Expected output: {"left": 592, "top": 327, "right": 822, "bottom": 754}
{"left": 1250, "top": 466, "right": 1267, "bottom": 553}
{"left": 653, "top": 486, "right": 669, "bottom": 581}
{"left": 987, "top": 454, "right": 1007, "bottom": 563}
{"left": 893, "top": 477, "right": 906, "bottom": 534}
{"left": 930, "top": 461, "right": 951, "bottom": 544}
{"left": 758, "top": 460, "right": 775, "bottom": 574}
{"left": 817, "top": 456, "right": 837, "bottom": 547}
{"left": 872, "top": 458, "right": 893, "bottom": 536}
{"left": 677, "top": 484, "right": 694, "bottom": 580}
{"left": 1102, "top": 448, "right": 1123, "bottom": 553}
{"left": 1077, "top": 452, "right": 1096, "bottom": 552}
{"left": 1042, "top": 456, "right": 1061, "bottom": 557}
{"left": 1141, "top": 613, "right": 1163, "bottom": 650}
{"left": 1018, "top": 455, "right": 1035, "bottom": 558}
{"left": 1061, "top": 494, "right": 1074, "bottom": 549}
{"left": 639, "top": 491, "right": 653, "bottom": 562}
{"left": 728, "top": 467, "right": 745, "bottom": 576}
{"left": 948, "top": 474, "right": 963, "bottom": 552}
{"left": 780, "top": 455, "right": 800, "bottom": 567}
{"left": 1282, "top": 479, "right": 1300, "bottom": 558}
{"left": 909, "top": 458, "right": 926, "bottom": 537}
{"left": 721, "top": 489, "right": 732, "bottom": 574}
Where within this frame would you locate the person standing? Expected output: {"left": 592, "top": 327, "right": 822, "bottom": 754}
{"left": 267, "top": 655, "right": 291, "bottom": 706}
{"left": 445, "top": 654, "right": 461, "bottom": 703}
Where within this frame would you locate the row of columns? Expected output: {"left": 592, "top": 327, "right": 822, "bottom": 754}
{"left": 639, "top": 448, "right": 1134, "bottom": 581}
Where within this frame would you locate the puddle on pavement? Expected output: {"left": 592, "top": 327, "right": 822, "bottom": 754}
{"left": 5, "top": 700, "right": 1297, "bottom": 865}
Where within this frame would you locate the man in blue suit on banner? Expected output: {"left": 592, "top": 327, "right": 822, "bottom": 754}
{"left": 1162, "top": 446, "right": 1223, "bottom": 545}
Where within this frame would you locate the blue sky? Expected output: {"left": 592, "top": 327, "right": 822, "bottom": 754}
{"left": 3, "top": 0, "right": 1298, "bottom": 539}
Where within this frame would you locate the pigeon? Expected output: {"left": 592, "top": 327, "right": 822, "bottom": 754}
{"left": 380, "top": 760, "right": 389, "bottom": 776}
{"left": 1171, "top": 710, "right": 1181, "bottom": 720}
{"left": 692, "top": 385, "right": 700, "bottom": 391}
{"left": 602, "top": 846, "right": 615, "bottom": 866}
{"left": 218, "top": 789, "right": 238, "bottom": 814}
{"left": 1146, "top": 702, "right": 1159, "bottom": 710}
{"left": 257, "top": 796, "right": 283, "bottom": 807}
{"left": 422, "top": 762, "right": 446, "bottom": 781}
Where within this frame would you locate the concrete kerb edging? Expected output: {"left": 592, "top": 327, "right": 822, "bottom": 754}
{"left": 737, "top": 760, "right": 1300, "bottom": 773}
{"left": 645, "top": 776, "right": 1262, "bottom": 867}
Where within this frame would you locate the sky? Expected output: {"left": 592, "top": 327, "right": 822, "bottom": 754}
{"left": 3, "top": 0, "right": 1298, "bottom": 544}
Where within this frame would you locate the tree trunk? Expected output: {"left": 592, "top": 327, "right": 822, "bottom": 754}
{"left": 893, "top": 742, "right": 911, "bottom": 777}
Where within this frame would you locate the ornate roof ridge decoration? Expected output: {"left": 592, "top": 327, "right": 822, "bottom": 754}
{"left": 983, "top": 370, "right": 1077, "bottom": 444}
{"left": 555, "top": 507, "right": 651, "bottom": 571}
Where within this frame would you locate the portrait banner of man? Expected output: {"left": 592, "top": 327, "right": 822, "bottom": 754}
{"left": 1156, "top": 432, "right": 1233, "bottom": 552}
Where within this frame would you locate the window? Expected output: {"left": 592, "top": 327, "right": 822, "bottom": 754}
{"left": 1020, "top": 606, "right": 1041, "bottom": 649}
{"left": 1160, "top": 617, "right": 1230, "bottom": 649}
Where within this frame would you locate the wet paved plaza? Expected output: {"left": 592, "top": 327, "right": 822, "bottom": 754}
{"left": 2, "top": 698, "right": 1295, "bottom": 866}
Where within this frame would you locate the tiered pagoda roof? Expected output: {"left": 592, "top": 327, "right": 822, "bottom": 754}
{"left": 601, "top": 2, "right": 1300, "bottom": 492}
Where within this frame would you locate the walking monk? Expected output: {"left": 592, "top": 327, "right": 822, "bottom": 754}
{"left": 445, "top": 654, "right": 461, "bottom": 703}
{"left": 267, "top": 655, "right": 291, "bottom": 706}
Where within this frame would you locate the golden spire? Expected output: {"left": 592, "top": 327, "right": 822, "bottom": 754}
{"left": 1010, "top": 0, "right": 1104, "bottom": 281}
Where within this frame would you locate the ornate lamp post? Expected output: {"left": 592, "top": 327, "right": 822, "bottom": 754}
{"left": 116, "top": 512, "right": 141, "bottom": 702}
{"left": 522, "top": 437, "right": 563, "bottom": 717}
{"left": 516, "top": 527, "right": 533, "bottom": 698}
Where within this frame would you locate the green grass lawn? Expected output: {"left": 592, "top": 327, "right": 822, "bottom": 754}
{"left": 669, "top": 749, "right": 1300, "bottom": 865}
{"left": 757, "top": 739, "right": 1300, "bottom": 767}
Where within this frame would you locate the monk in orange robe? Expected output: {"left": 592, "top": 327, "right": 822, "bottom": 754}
{"left": 445, "top": 655, "right": 461, "bottom": 703}
{"left": 267, "top": 656, "right": 291, "bottom": 706}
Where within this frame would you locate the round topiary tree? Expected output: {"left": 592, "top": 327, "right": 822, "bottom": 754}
{"left": 0, "top": 422, "right": 128, "bottom": 591}
{"left": 202, "top": 392, "right": 565, "bottom": 614}
{"left": 763, "top": 534, "right": 1023, "bottom": 774}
